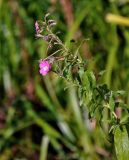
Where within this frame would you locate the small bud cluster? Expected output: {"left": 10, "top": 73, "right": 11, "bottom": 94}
{"left": 35, "top": 21, "right": 41, "bottom": 34}
{"left": 35, "top": 13, "right": 67, "bottom": 76}
{"left": 35, "top": 13, "right": 57, "bottom": 43}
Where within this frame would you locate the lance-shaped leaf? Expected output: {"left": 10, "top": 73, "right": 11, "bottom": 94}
{"left": 114, "top": 125, "right": 129, "bottom": 160}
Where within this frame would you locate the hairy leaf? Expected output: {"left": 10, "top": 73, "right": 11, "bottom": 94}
{"left": 114, "top": 126, "right": 129, "bottom": 160}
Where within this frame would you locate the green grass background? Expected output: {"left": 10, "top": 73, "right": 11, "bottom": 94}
{"left": 0, "top": 0, "right": 129, "bottom": 159}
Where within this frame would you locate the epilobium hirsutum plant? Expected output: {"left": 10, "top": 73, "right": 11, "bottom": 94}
{"left": 35, "top": 14, "right": 129, "bottom": 159}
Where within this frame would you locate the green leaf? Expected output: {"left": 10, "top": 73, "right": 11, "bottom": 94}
{"left": 82, "top": 71, "right": 90, "bottom": 89}
{"left": 87, "top": 71, "right": 96, "bottom": 88}
{"left": 81, "top": 71, "right": 96, "bottom": 106}
{"left": 116, "top": 90, "right": 126, "bottom": 96}
{"left": 114, "top": 126, "right": 129, "bottom": 160}
{"left": 98, "top": 70, "right": 106, "bottom": 77}
{"left": 109, "top": 92, "right": 115, "bottom": 111}
{"left": 82, "top": 71, "right": 96, "bottom": 89}
{"left": 120, "top": 115, "right": 129, "bottom": 124}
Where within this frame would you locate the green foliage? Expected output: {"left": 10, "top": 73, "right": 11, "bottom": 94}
{"left": 1, "top": 0, "right": 129, "bottom": 160}
{"left": 114, "top": 126, "right": 129, "bottom": 160}
{"left": 35, "top": 13, "right": 129, "bottom": 160}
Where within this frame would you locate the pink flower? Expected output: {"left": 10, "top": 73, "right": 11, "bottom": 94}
{"left": 35, "top": 21, "right": 40, "bottom": 34}
{"left": 39, "top": 60, "right": 52, "bottom": 76}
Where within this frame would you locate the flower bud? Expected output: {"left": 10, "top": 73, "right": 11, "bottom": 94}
{"left": 35, "top": 21, "right": 40, "bottom": 34}
{"left": 48, "top": 20, "right": 57, "bottom": 27}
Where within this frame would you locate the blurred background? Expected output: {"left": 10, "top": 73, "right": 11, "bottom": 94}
{"left": 0, "top": 0, "right": 129, "bottom": 159}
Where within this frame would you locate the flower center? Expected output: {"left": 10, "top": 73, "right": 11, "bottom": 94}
{"left": 43, "top": 66, "right": 49, "bottom": 71}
